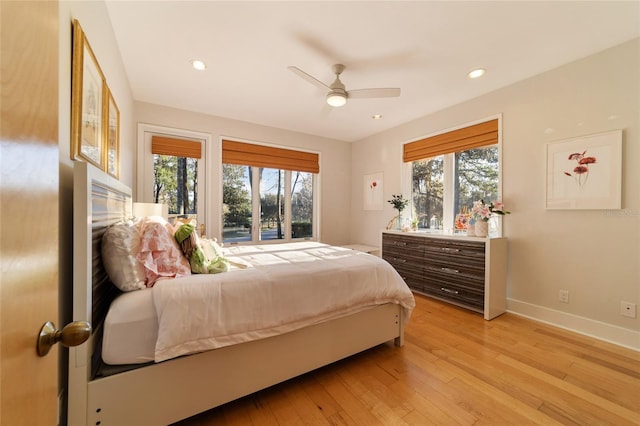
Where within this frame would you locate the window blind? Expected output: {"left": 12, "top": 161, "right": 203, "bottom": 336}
{"left": 152, "top": 136, "right": 202, "bottom": 159}
{"left": 403, "top": 119, "right": 498, "bottom": 162}
{"left": 222, "top": 140, "right": 319, "bottom": 174}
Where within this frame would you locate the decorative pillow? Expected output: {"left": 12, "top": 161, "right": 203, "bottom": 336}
{"left": 136, "top": 216, "right": 191, "bottom": 286}
{"left": 101, "top": 219, "right": 147, "bottom": 292}
{"left": 174, "top": 221, "right": 229, "bottom": 274}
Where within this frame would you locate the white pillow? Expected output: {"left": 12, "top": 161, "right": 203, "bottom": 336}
{"left": 101, "top": 220, "right": 147, "bottom": 291}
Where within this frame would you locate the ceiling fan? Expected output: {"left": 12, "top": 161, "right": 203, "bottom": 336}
{"left": 288, "top": 64, "right": 400, "bottom": 107}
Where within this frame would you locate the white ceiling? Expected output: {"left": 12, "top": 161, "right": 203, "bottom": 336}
{"left": 105, "top": 1, "right": 640, "bottom": 142}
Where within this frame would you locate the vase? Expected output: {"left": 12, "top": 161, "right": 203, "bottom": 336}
{"left": 474, "top": 220, "right": 489, "bottom": 237}
{"left": 466, "top": 222, "right": 475, "bottom": 236}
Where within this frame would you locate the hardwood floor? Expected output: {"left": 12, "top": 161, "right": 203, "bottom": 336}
{"left": 174, "top": 294, "right": 640, "bottom": 425}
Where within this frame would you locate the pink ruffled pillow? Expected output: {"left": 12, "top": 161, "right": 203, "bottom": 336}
{"left": 136, "top": 216, "right": 191, "bottom": 287}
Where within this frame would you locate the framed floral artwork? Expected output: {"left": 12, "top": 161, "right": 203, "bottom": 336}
{"left": 546, "top": 130, "right": 622, "bottom": 209}
{"left": 71, "top": 19, "right": 106, "bottom": 169}
{"left": 364, "top": 172, "right": 383, "bottom": 210}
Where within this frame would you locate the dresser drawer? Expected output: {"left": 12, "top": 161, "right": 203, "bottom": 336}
{"left": 420, "top": 280, "right": 484, "bottom": 311}
{"left": 423, "top": 238, "right": 485, "bottom": 266}
{"left": 383, "top": 234, "right": 424, "bottom": 254}
{"left": 423, "top": 259, "right": 485, "bottom": 284}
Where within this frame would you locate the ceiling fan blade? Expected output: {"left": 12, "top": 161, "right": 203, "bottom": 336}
{"left": 288, "top": 66, "right": 329, "bottom": 90}
{"left": 347, "top": 88, "right": 401, "bottom": 99}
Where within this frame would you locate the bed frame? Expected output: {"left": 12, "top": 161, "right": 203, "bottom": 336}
{"left": 68, "top": 161, "right": 405, "bottom": 425}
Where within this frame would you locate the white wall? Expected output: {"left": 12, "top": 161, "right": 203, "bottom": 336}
{"left": 134, "top": 102, "right": 352, "bottom": 245}
{"left": 351, "top": 39, "right": 640, "bottom": 350}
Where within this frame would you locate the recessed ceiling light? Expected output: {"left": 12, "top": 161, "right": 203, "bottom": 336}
{"left": 468, "top": 68, "right": 486, "bottom": 79}
{"left": 372, "top": 114, "right": 382, "bottom": 120}
{"left": 191, "top": 59, "right": 206, "bottom": 71}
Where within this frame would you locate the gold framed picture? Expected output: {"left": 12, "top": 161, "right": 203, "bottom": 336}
{"left": 71, "top": 19, "right": 106, "bottom": 169}
{"left": 105, "top": 87, "right": 120, "bottom": 178}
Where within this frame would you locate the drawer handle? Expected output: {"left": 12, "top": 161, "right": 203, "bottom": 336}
{"left": 393, "top": 241, "right": 407, "bottom": 246}
{"left": 441, "top": 267, "right": 459, "bottom": 274}
{"left": 393, "top": 258, "right": 407, "bottom": 263}
{"left": 440, "top": 248, "right": 460, "bottom": 253}
{"left": 440, "top": 287, "right": 459, "bottom": 295}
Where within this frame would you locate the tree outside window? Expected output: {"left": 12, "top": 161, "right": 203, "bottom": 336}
{"left": 411, "top": 145, "right": 499, "bottom": 231}
{"left": 222, "top": 165, "right": 314, "bottom": 243}
{"left": 153, "top": 154, "right": 198, "bottom": 218}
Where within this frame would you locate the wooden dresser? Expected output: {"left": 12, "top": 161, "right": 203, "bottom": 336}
{"left": 382, "top": 231, "right": 507, "bottom": 320}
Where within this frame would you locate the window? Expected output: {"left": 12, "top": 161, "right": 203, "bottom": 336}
{"left": 153, "top": 154, "right": 198, "bottom": 218}
{"left": 149, "top": 134, "right": 203, "bottom": 223}
{"left": 405, "top": 119, "right": 501, "bottom": 233}
{"left": 411, "top": 156, "right": 444, "bottom": 229}
{"left": 137, "top": 125, "right": 208, "bottom": 233}
{"left": 222, "top": 140, "right": 318, "bottom": 244}
{"left": 221, "top": 164, "right": 252, "bottom": 242}
{"left": 291, "top": 171, "right": 314, "bottom": 239}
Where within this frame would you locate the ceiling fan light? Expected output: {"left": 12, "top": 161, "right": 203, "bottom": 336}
{"left": 326, "top": 92, "right": 347, "bottom": 107}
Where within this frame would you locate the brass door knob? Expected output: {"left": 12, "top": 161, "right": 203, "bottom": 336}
{"left": 36, "top": 321, "right": 91, "bottom": 357}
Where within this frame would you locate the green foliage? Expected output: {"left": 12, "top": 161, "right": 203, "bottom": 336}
{"left": 222, "top": 164, "right": 251, "bottom": 226}
{"left": 411, "top": 146, "right": 499, "bottom": 228}
{"left": 454, "top": 147, "right": 499, "bottom": 214}
{"left": 291, "top": 222, "right": 312, "bottom": 238}
{"left": 387, "top": 194, "right": 409, "bottom": 212}
{"left": 412, "top": 157, "right": 444, "bottom": 228}
{"left": 291, "top": 171, "right": 313, "bottom": 222}
{"left": 261, "top": 193, "right": 283, "bottom": 227}
{"left": 153, "top": 155, "right": 197, "bottom": 215}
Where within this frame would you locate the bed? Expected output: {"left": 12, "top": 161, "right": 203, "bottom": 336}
{"left": 68, "top": 161, "right": 415, "bottom": 425}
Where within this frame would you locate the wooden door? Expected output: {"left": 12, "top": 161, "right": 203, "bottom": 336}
{"left": 0, "top": 1, "right": 60, "bottom": 424}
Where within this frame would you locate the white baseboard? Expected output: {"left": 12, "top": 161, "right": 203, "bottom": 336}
{"left": 507, "top": 298, "right": 640, "bottom": 352}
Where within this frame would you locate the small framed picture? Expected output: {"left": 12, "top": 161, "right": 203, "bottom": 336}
{"left": 546, "top": 130, "right": 622, "bottom": 209}
{"left": 364, "top": 172, "right": 383, "bottom": 210}
{"left": 71, "top": 19, "right": 106, "bottom": 169}
{"left": 105, "top": 88, "right": 119, "bottom": 178}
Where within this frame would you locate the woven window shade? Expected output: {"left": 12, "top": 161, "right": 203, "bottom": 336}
{"left": 222, "top": 140, "right": 319, "bottom": 174}
{"left": 152, "top": 136, "right": 202, "bottom": 159}
{"left": 403, "top": 119, "right": 498, "bottom": 162}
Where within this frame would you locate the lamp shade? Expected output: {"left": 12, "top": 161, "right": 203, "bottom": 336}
{"left": 133, "top": 202, "right": 168, "bottom": 220}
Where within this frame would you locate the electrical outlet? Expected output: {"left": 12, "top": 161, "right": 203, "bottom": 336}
{"left": 620, "top": 301, "right": 637, "bottom": 318}
{"left": 559, "top": 290, "right": 569, "bottom": 303}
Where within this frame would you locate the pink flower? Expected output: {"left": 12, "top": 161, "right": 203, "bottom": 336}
{"left": 471, "top": 199, "right": 511, "bottom": 222}
{"left": 568, "top": 151, "right": 586, "bottom": 160}
{"left": 565, "top": 149, "right": 596, "bottom": 189}
{"left": 579, "top": 156, "right": 596, "bottom": 165}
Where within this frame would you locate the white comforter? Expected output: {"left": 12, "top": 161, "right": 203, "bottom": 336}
{"left": 152, "top": 242, "right": 415, "bottom": 362}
